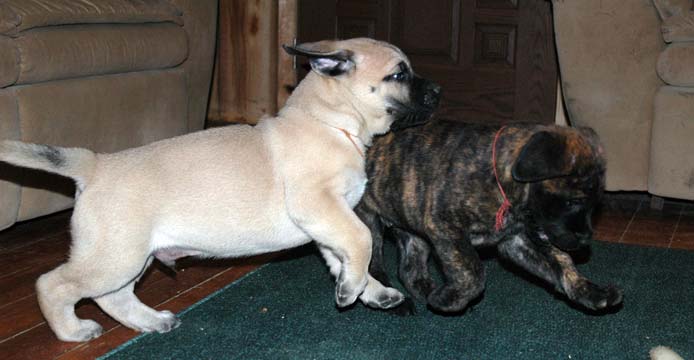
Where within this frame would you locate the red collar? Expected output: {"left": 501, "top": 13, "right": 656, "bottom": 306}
{"left": 338, "top": 128, "right": 364, "bottom": 158}
{"left": 493, "top": 126, "right": 511, "bottom": 232}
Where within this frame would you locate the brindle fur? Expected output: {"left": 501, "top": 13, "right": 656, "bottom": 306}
{"left": 356, "top": 120, "right": 623, "bottom": 314}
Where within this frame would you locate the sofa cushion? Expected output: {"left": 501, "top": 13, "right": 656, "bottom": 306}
{"left": 661, "top": 11, "right": 694, "bottom": 42}
{"left": 657, "top": 42, "right": 694, "bottom": 86}
{"left": 0, "top": 90, "right": 21, "bottom": 231}
{"left": 0, "top": 0, "right": 182, "bottom": 35}
{"left": 649, "top": 86, "right": 694, "bottom": 200}
{"left": 13, "top": 69, "right": 189, "bottom": 221}
{"left": 6, "top": 23, "right": 188, "bottom": 85}
{"left": 552, "top": 0, "right": 664, "bottom": 191}
{"left": 653, "top": 0, "right": 692, "bottom": 18}
{"left": 0, "top": 37, "right": 18, "bottom": 88}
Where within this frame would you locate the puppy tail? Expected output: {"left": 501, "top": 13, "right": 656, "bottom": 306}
{"left": 0, "top": 140, "right": 97, "bottom": 190}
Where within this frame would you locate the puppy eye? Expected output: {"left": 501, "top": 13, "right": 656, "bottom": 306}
{"left": 385, "top": 71, "right": 409, "bottom": 82}
{"left": 565, "top": 198, "right": 587, "bottom": 206}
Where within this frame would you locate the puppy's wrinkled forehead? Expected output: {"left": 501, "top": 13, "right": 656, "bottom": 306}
{"left": 350, "top": 39, "right": 408, "bottom": 68}
{"left": 319, "top": 38, "right": 410, "bottom": 73}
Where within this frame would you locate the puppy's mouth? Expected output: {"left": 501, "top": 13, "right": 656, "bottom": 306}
{"left": 387, "top": 100, "right": 439, "bottom": 132}
{"left": 552, "top": 235, "right": 587, "bottom": 252}
{"left": 532, "top": 228, "right": 589, "bottom": 252}
{"left": 385, "top": 98, "right": 416, "bottom": 116}
{"left": 386, "top": 100, "right": 434, "bottom": 130}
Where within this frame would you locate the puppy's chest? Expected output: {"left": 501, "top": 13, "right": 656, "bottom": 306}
{"left": 341, "top": 167, "right": 368, "bottom": 207}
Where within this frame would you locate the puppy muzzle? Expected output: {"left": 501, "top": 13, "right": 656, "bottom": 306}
{"left": 422, "top": 81, "right": 442, "bottom": 108}
{"left": 389, "top": 77, "right": 441, "bottom": 131}
{"left": 552, "top": 232, "right": 591, "bottom": 252}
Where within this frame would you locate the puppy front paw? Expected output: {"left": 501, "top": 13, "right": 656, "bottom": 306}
{"left": 335, "top": 275, "right": 368, "bottom": 308}
{"left": 360, "top": 283, "right": 405, "bottom": 309}
{"left": 404, "top": 277, "right": 437, "bottom": 303}
{"left": 568, "top": 282, "right": 623, "bottom": 310}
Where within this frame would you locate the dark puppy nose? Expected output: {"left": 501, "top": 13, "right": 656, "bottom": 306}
{"left": 577, "top": 230, "right": 593, "bottom": 243}
{"left": 424, "top": 83, "right": 442, "bottom": 106}
{"left": 431, "top": 84, "right": 441, "bottom": 95}
{"left": 428, "top": 83, "right": 442, "bottom": 95}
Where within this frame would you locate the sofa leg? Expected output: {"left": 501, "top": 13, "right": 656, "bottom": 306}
{"left": 650, "top": 195, "right": 664, "bottom": 211}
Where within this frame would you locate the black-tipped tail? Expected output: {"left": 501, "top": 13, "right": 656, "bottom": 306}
{"left": 0, "top": 140, "right": 96, "bottom": 189}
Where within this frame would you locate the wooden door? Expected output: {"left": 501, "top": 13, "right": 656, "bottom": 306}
{"left": 298, "top": 0, "right": 557, "bottom": 125}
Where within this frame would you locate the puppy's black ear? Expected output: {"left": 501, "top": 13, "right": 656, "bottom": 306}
{"left": 283, "top": 43, "right": 355, "bottom": 77}
{"left": 512, "top": 131, "right": 569, "bottom": 182}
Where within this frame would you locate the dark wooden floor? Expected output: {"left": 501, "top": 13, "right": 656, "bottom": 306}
{"left": 0, "top": 196, "right": 693, "bottom": 360}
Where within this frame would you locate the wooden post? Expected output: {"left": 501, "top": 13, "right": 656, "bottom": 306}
{"left": 277, "top": 0, "right": 298, "bottom": 109}
{"left": 209, "top": 0, "right": 295, "bottom": 125}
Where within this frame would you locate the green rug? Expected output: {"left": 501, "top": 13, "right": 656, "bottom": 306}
{"left": 100, "top": 241, "right": 693, "bottom": 359}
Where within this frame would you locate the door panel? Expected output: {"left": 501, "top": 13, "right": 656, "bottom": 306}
{"left": 298, "top": 0, "right": 557, "bottom": 124}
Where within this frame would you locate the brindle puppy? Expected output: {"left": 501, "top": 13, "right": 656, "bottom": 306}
{"left": 356, "top": 119, "right": 623, "bottom": 313}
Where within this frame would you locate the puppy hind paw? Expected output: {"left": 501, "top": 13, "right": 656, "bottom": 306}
{"left": 56, "top": 319, "right": 104, "bottom": 342}
{"left": 127, "top": 310, "right": 181, "bottom": 334}
{"left": 151, "top": 311, "right": 181, "bottom": 333}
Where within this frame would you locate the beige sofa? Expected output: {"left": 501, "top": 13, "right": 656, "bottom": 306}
{"left": 0, "top": 0, "right": 218, "bottom": 231}
{"left": 552, "top": 0, "right": 694, "bottom": 200}
{"left": 650, "top": 0, "right": 694, "bottom": 200}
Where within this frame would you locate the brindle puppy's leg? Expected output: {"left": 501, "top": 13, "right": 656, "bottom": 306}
{"left": 354, "top": 206, "right": 390, "bottom": 287}
{"left": 391, "top": 228, "right": 436, "bottom": 303}
{"left": 351, "top": 208, "right": 406, "bottom": 309}
{"left": 497, "top": 234, "right": 623, "bottom": 310}
{"left": 422, "top": 232, "right": 485, "bottom": 313}
{"left": 356, "top": 207, "right": 417, "bottom": 315}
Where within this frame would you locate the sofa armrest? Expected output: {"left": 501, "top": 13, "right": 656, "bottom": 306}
{"left": 169, "top": 0, "right": 219, "bottom": 132}
{"left": 0, "top": 93, "right": 21, "bottom": 231}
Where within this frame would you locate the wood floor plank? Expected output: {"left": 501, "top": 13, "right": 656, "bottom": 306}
{"left": 671, "top": 210, "right": 694, "bottom": 250}
{"left": 0, "top": 211, "right": 71, "bottom": 253}
{"left": 0, "top": 295, "right": 42, "bottom": 341}
{"left": 0, "top": 323, "right": 76, "bottom": 360}
{"left": 0, "top": 255, "right": 67, "bottom": 308}
{"left": 0, "top": 235, "right": 70, "bottom": 280}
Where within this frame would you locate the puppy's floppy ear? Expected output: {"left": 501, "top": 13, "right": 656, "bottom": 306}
{"left": 576, "top": 126, "right": 605, "bottom": 157}
{"left": 512, "top": 131, "right": 569, "bottom": 182}
{"left": 283, "top": 43, "right": 355, "bottom": 77}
